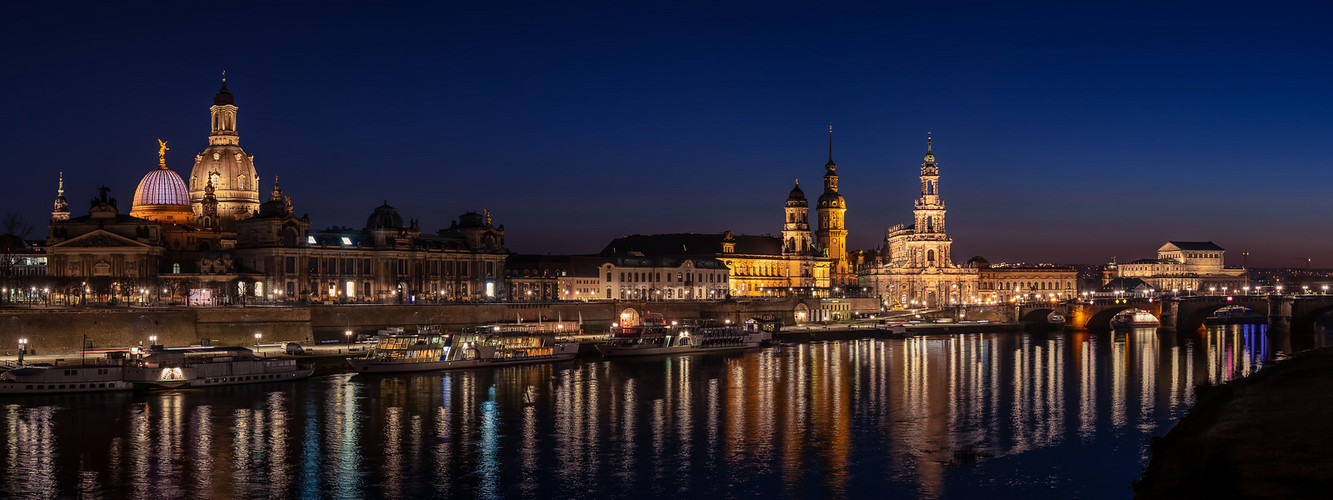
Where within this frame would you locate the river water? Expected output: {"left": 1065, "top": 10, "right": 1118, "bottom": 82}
{"left": 0, "top": 326, "right": 1288, "bottom": 499}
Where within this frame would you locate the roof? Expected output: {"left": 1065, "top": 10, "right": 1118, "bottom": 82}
{"left": 1100, "top": 277, "right": 1155, "bottom": 292}
{"left": 605, "top": 255, "right": 727, "bottom": 269}
{"left": 600, "top": 233, "right": 782, "bottom": 257}
{"left": 1164, "top": 241, "right": 1224, "bottom": 251}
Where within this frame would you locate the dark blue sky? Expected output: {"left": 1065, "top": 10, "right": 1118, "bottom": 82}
{"left": 3, "top": 1, "right": 1330, "bottom": 267}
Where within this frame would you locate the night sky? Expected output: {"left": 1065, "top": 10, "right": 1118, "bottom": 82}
{"left": 3, "top": 2, "right": 1331, "bottom": 267}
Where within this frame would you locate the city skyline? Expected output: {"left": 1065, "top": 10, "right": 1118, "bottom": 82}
{"left": 4, "top": 2, "right": 1331, "bottom": 267}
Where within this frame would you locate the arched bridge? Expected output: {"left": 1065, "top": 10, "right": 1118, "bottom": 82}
{"left": 1019, "top": 295, "right": 1333, "bottom": 333}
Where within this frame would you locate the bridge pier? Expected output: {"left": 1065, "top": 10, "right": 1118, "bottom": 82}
{"left": 1267, "top": 295, "right": 1294, "bottom": 333}
{"left": 1159, "top": 298, "right": 1179, "bottom": 333}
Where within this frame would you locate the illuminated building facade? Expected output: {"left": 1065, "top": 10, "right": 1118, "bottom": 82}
{"left": 861, "top": 136, "right": 979, "bottom": 307}
{"left": 1103, "top": 241, "right": 1247, "bottom": 293}
{"left": 232, "top": 195, "right": 509, "bottom": 303}
{"left": 41, "top": 79, "right": 509, "bottom": 304}
{"left": 188, "top": 76, "right": 260, "bottom": 235}
{"left": 601, "top": 230, "right": 830, "bottom": 297}
{"left": 968, "top": 257, "right": 1078, "bottom": 304}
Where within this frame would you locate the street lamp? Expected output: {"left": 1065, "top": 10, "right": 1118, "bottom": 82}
{"left": 17, "top": 338, "right": 27, "bottom": 365}
{"left": 254, "top": 332, "right": 262, "bottom": 347}
{"left": 345, "top": 329, "right": 353, "bottom": 347}
{"left": 148, "top": 335, "right": 157, "bottom": 346}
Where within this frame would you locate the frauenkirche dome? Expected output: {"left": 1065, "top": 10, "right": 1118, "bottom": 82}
{"left": 188, "top": 76, "right": 260, "bottom": 231}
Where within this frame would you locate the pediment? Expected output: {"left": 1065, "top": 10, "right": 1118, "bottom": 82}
{"left": 53, "top": 229, "right": 151, "bottom": 248}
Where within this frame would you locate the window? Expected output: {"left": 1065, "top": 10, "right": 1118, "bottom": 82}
{"left": 307, "top": 236, "right": 317, "bottom": 245}
{"left": 341, "top": 237, "right": 353, "bottom": 246}
{"left": 172, "top": 263, "right": 181, "bottom": 274}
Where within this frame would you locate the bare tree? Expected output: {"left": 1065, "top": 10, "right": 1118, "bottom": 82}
{"left": 2, "top": 213, "right": 33, "bottom": 240}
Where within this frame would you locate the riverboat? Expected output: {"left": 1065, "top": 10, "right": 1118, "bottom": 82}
{"left": 1110, "top": 310, "right": 1160, "bottom": 329}
{"left": 597, "top": 315, "right": 764, "bottom": 357}
{"left": 1204, "top": 306, "right": 1266, "bottom": 325}
{"left": 347, "top": 325, "right": 579, "bottom": 373}
{"left": 125, "top": 346, "right": 314, "bottom": 389}
{"left": 0, "top": 362, "right": 132, "bottom": 395}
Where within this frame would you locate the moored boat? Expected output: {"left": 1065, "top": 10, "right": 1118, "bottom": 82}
{"left": 125, "top": 346, "right": 314, "bottom": 389}
{"left": 0, "top": 362, "right": 132, "bottom": 395}
{"left": 347, "top": 325, "right": 579, "bottom": 374}
{"left": 1110, "top": 309, "right": 1160, "bottom": 329}
{"left": 597, "top": 315, "right": 764, "bottom": 357}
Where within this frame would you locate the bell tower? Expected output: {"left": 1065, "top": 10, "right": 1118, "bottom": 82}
{"left": 816, "top": 126, "right": 849, "bottom": 284}
{"left": 782, "top": 180, "right": 811, "bottom": 255}
{"left": 908, "top": 134, "right": 952, "bottom": 268}
{"left": 210, "top": 71, "right": 239, "bottom": 146}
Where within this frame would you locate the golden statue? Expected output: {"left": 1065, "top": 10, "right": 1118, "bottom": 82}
{"left": 157, "top": 139, "right": 170, "bottom": 168}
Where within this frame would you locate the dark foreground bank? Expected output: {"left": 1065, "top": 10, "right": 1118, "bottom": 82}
{"left": 1136, "top": 347, "right": 1333, "bottom": 498}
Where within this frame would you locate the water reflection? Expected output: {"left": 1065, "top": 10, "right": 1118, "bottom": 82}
{"left": 0, "top": 325, "right": 1285, "bottom": 498}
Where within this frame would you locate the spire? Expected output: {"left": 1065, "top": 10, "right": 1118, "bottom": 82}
{"left": 57, "top": 172, "right": 64, "bottom": 198}
{"left": 272, "top": 175, "right": 282, "bottom": 200}
{"left": 825, "top": 124, "right": 836, "bottom": 170}
{"left": 927, "top": 132, "right": 933, "bottom": 154}
{"left": 213, "top": 71, "right": 235, "bottom": 106}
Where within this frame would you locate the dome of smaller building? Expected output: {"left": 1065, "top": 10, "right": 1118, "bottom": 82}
{"left": 214, "top": 81, "right": 235, "bottom": 106}
{"left": 366, "top": 202, "right": 404, "bottom": 230}
{"left": 966, "top": 256, "right": 991, "bottom": 269}
{"left": 458, "top": 212, "right": 485, "bottom": 228}
{"left": 786, "top": 181, "right": 807, "bottom": 207}
{"left": 133, "top": 167, "right": 191, "bottom": 207}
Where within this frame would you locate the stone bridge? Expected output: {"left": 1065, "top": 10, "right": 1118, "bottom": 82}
{"left": 1019, "top": 295, "right": 1333, "bottom": 333}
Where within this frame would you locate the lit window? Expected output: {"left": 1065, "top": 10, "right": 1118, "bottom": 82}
{"left": 307, "top": 236, "right": 316, "bottom": 245}
{"left": 341, "top": 237, "right": 353, "bottom": 245}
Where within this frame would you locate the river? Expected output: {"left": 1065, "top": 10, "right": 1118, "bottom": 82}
{"left": 0, "top": 325, "right": 1286, "bottom": 498}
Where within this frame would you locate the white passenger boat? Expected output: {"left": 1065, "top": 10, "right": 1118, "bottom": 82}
{"left": 597, "top": 315, "right": 764, "bottom": 357}
{"left": 0, "top": 362, "right": 132, "bottom": 395}
{"left": 347, "top": 325, "right": 579, "bottom": 374}
{"left": 125, "top": 346, "right": 314, "bottom": 389}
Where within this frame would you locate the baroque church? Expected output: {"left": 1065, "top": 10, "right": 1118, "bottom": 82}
{"left": 861, "top": 136, "right": 979, "bottom": 308}
{"left": 44, "top": 78, "right": 508, "bottom": 305}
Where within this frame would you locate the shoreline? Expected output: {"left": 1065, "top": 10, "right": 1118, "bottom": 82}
{"left": 1135, "top": 347, "right": 1333, "bottom": 498}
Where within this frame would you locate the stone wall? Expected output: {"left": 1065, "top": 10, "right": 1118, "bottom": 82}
{"left": 0, "top": 298, "right": 813, "bottom": 354}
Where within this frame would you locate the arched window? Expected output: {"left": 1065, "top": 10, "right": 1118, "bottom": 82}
{"left": 172, "top": 263, "right": 180, "bottom": 274}
{"left": 927, "top": 250, "right": 935, "bottom": 262}
{"left": 237, "top": 175, "right": 247, "bottom": 190}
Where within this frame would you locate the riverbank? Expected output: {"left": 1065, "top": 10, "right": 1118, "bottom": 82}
{"left": 1135, "top": 347, "right": 1333, "bottom": 498}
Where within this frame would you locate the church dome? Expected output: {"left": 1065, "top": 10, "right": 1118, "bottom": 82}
{"left": 366, "top": 202, "right": 404, "bottom": 230}
{"left": 189, "top": 146, "right": 258, "bottom": 197}
{"left": 817, "top": 191, "right": 845, "bottom": 208}
{"left": 134, "top": 166, "right": 190, "bottom": 207}
{"left": 786, "top": 182, "right": 807, "bottom": 207}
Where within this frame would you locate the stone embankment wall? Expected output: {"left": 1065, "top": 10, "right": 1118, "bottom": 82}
{"left": 0, "top": 298, "right": 815, "bottom": 354}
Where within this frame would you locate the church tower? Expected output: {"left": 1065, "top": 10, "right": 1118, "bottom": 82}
{"left": 816, "top": 127, "right": 850, "bottom": 285}
{"left": 189, "top": 73, "right": 260, "bottom": 231}
{"left": 782, "top": 180, "right": 811, "bottom": 255}
{"left": 51, "top": 172, "right": 69, "bottom": 222}
{"left": 908, "top": 134, "right": 953, "bottom": 267}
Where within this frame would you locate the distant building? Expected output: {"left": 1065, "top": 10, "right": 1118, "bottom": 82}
{"left": 1103, "top": 241, "right": 1247, "bottom": 294}
{"left": 861, "top": 136, "right": 980, "bottom": 308}
{"left": 601, "top": 231, "right": 830, "bottom": 297}
{"left": 968, "top": 257, "right": 1079, "bottom": 304}
{"left": 815, "top": 128, "right": 854, "bottom": 286}
{"left": 40, "top": 79, "right": 509, "bottom": 305}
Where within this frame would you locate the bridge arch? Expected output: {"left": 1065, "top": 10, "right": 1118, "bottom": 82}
{"left": 1293, "top": 305, "right": 1333, "bottom": 334}
{"left": 793, "top": 303, "right": 811, "bottom": 324}
{"left": 1020, "top": 308, "right": 1058, "bottom": 324}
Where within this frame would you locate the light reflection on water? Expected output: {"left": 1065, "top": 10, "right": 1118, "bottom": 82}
{"left": 0, "top": 325, "right": 1300, "bottom": 499}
